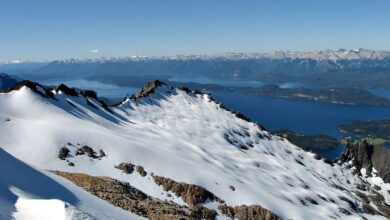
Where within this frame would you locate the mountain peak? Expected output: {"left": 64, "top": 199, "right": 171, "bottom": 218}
{"left": 131, "top": 80, "right": 167, "bottom": 99}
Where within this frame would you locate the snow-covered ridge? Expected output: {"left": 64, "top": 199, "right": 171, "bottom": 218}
{"left": 0, "top": 80, "right": 390, "bottom": 219}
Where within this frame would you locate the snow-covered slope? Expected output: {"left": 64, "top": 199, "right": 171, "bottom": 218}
{"left": 0, "top": 81, "right": 389, "bottom": 219}
{"left": 0, "top": 148, "right": 143, "bottom": 220}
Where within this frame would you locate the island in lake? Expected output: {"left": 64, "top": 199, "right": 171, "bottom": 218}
{"left": 271, "top": 129, "right": 340, "bottom": 151}
{"left": 339, "top": 119, "right": 390, "bottom": 146}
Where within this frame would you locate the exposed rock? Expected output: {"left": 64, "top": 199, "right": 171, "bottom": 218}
{"left": 304, "top": 196, "right": 318, "bottom": 205}
{"left": 338, "top": 140, "right": 390, "bottom": 183}
{"left": 136, "top": 166, "right": 147, "bottom": 177}
{"left": 218, "top": 204, "right": 279, "bottom": 220}
{"left": 76, "top": 145, "right": 98, "bottom": 158}
{"left": 314, "top": 154, "right": 322, "bottom": 160}
{"left": 68, "top": 162, "right": 75, "bottom": 167}
{"left": 354, "top": 191, "right": 370, "bottom": 204}
{"left": 115, "top": 163, "right": 135, "bottom": 174}
{"left": 3, "top": 80, "right": 56, "bottom": 99}
{"left": 234, "top": 205, "right": 280, "bottom": 220}
{"left": 58, "top": 147, "right": 70, "bottom": 160}
{"left": 338, "top": 208, "right": 351, "bottom": 215}
{"left": 338, "top": 196, "right": 357, "bottom": 211}
{"left": 131, "top": 80, "right": 166, "bottom": 99}
{"left": 56, "top": 84, "right": 78, "bottom": 96}
{"left": 98, "top": 149, "right": 106, "bottom": 158}
{"left": 50, "top": 171, "right": 217, "bottom": 220}
{"left": 153, "top": 175, "right": 224, "bottom": 207}
{"left": 369, "top": 193, "right": 390, "bottom": 217}
{"left": 373, "top": 185, "right": 382, "bottom": 191}
{"left": 80, "top": 90, "right": 98, "bottom": 99}
{"left": 218, "top": 204, "right": 235, "bottom": 218}
{"left": 362, "top": 203, "right": 379, "bottom": 215}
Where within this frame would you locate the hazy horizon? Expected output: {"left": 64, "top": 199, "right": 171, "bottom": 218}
{"left": 1, "top": 0, "right": 390, "bottom": 62}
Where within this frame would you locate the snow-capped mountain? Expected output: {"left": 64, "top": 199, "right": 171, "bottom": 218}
{"left": 0, "top": 80, "right": 389, "bottom": 219}
{"left": 42, "top": 49, "right": 390, "bottom": 62}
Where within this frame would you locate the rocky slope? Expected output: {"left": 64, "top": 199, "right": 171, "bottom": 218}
{"left": 339, "top": 140, "right": 390, "bottom": 183}
{"left": 0, "top": 80, "right": 389, "bottom": 219}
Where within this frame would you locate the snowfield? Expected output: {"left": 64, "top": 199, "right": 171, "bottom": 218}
{"left": 0, "top": 82, "right": 389, "bottom": 219}
{"left": 0, "top": 148, "right": 144, "bottom": 220}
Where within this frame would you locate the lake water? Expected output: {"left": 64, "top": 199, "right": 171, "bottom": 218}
{"left": 38, "top": 78, "right": 139, "bottom": 99}
{"left": 213, "top": 92, "right": 390, "bottom": 137}
{"left": 169, "top": 76, "right": 265, "bottom": 87}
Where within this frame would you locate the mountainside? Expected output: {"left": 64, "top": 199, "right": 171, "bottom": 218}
{"left": 0, "top": 80, "right": 390, "bottom": 219}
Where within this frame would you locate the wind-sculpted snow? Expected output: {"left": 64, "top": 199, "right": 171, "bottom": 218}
{"left": 0, "top": 81, "right": 389, "bottom": 219}
{"left": 0, "top": 148, "right": 143, "bottom": 219}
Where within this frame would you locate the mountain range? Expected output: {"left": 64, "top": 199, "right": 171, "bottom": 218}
{"left": 2, "top": 49, "right": 390, "bottom": 89}
{"left": 0, "top": 80, "right": 389, "bottom": 219}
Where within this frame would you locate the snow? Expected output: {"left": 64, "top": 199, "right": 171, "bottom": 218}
{"left": 0, "top": 84, "right": 389, "bottom": 219}
{"left": 0, "top": 147, "right": 144, "bottom": 220}
{"left": 13, "top": 198, "right": 67, "bottom": 220}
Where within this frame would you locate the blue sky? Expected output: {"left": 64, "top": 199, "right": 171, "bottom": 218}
{"left": 1, "top": 0, "right": 390, "bottom": 61}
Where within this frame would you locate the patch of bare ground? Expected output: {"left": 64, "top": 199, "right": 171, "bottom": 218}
{"left": 50, "top": 171, "right": 217, "bottom": 220}
{"left": 152, "top": 175, "right": 224, "bottom": 207}
{"left": 219, "top": 204, "right": 280, "bottom": 220}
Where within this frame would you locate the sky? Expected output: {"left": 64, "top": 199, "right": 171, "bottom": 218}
{"left": 1, "top": 0, "right": 390, "bottom": 62}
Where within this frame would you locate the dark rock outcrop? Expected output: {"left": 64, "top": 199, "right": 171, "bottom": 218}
{"left": 2, "top": 80, "right": 56, "bottom": 99}
{"left": 153, "top": 175, "right": 224, "bottom": 207}
{"left": 115, "top": 163, "right": 135, "bottom": 174}
{"left": 80, "top": 90, "right": 98, "bottom": 99}
{"left": 58, "top": 147, "right": 70, "bottom": 160}
{"left": 136, "top": 166, "right": 147, "bottom": 177}
{"left": 131, "top": 80, "right": 166, "bottom": 99}
{"left": 338, "top": 140, "right": 390, "bottom": 183}
{"left": 76, "top": 146, "right": 98, "bottom": 158}
{"left": 56, "top": 84, "right": 78, "bottom": 96}
{"left": 98, "top": 149, "right": 106, "bottom": 158}
{"left": 219, "top": 203, "right": 280, "bottom": 220}
{"left": 231, "top": 205, "right": 280, "bottom": 220}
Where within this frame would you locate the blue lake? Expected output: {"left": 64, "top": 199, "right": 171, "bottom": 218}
{"left": 213, "top": 92, "right": 390, "bottom": 137}
{"left": 38, "top": 78, "right": 139, "bottom": 99}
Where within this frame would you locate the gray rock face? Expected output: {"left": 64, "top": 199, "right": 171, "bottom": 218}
{"left": 338, "top": 140, "right": 390, "bottom": 183}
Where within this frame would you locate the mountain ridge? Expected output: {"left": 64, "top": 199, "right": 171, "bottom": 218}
{"left": 0, "top": 80, "right": 390, "bottom": 219}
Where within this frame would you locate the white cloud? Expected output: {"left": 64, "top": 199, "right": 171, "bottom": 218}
{"left": 91, "top": 49, "right": 99, "bottom": 54}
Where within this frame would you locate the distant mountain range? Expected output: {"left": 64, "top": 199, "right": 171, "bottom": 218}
{"left": 2, "top": 49, "right": 390, "bottom": 88}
